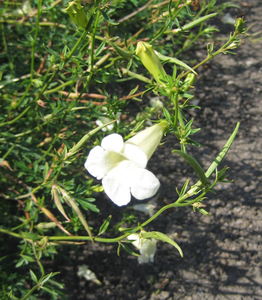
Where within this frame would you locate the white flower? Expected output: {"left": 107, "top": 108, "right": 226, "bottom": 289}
{"left": 150, "top": 97, "right": 164, "bottom": 110}
{"left": 84, "top": 122, "right": 167, "bottom": 206}
{"left": 77, "top": 265, "right": 101, "bottom": 285}
{"left": 95, "top": 118, "right": 114, "bottom": 132}
{"left": 95, "top": 113, "right": 120, "bottom": 132}
{"left": 127, "top": 233, "right": 157, "bottom": 264}
{"left": 133, "top": 199, "right": 157, "bottom": 217}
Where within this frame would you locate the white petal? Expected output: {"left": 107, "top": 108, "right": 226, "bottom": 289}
{"left": 133, "top": 199, "right": 157, "bottom": 216}
{"left": 101, "top": 133, "right": 124, "bottom": 152}
{"left": 139, "top": 239, "right": 157, "bottom": 264}
{"left": 130, "top": 168, "right": 160, "bottom": 200}
{"left": 127, "top": 234, "right": 141, "bottom": 249}
{"left": 122, "top": 143, "right": 148, "bottom": 168}
{"left": 102, "top": 161, "right": 132, "bottom": 206}
{"left": 84, "top": 146, "right": 110, "bottom": 180}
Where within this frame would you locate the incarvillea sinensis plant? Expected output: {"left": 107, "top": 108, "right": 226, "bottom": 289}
{"left": 0, "top": 0, "right": 246, "bottom": 298}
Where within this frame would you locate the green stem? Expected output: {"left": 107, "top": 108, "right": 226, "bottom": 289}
{"left": 171, "top": 91, "right": 179, "bottom": 128}
{"left": 120, "top": 68, "right": 151, "bottom": 83}
{"left": 0, "top": 228, "right": 24, "bottom": 239}
{"left": 179, "top": 32, "right": 238, "bottom": 80}
{"left": 89, "top": 11, "right": 100, "bottom": 73}
{"left": 32, "top": 244, "right": 45, "bottom": 276}
{"left": 21, "top": 284, "right": 41, "bottom": 300}
{"left": 0, "top": 106, "right": 30, "bottom": 128}
{"left": 43, "top": 80, "right": 75, "bottom": 95}
{"left": 30, "top": 0, "right": 42, "bottom": 80}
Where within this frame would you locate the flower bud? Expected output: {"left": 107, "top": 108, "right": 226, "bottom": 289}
{"left": 234, "top": 17, "right": 246, "bottom": 34}
{"left": 136, "top": 42, "right": 167, "bottom": 84}
{"left": 182, "top": 73, "right": 196, "bottom": 91}
{"left": 64, "top": 0, "right": 88, "bottom": 29}
{"left": 127, "top": 233, "right": 157, "bottom": 264}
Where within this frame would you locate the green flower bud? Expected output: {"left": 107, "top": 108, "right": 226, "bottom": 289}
{"left": 183, "top": 73, "right": 196, "bottom": 91}
{"left": 136, "top": 41, "right": 167, "bottom": 84}
{"left": 234, "top": 17, "right": 246, "bottom": 34}
{"left": 64, "top": 0, "right": 88, "bottom": 29}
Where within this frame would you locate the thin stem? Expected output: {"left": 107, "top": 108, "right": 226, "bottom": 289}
{"left": 171, "top": 91, "right": 179, "bottom": 128}
{"left": 0, "top": 106, "right": 31, "bottom": 128}
{"left": 32, "top": 244, "right": 45, "bottom": 276}
{"left": 21, "top": 284, "right": 40, "bottom": 300}
{"left": 30, "top": 0, "right": 42, "bottom": 80}
{"left": 120, "top": 68, "right": 151, "bottom": 83}
{"left": 178, "top": 29, "right": 239, "bottom": 80}
{"left": 89, "top": 11, "right": 100, "bottom": 73}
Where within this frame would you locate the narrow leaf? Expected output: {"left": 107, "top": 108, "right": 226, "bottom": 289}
{"left": 173, "top": 150, "right": 208, "bottom": 185}
{"left": 78, "top": 199, "right": 100, "bottom": 213}
{"left": 120, "top": 243, "right": 140, "bottom": 257}
{"left": 181, "top": 13, "right": 218, "bottom": 32}
{"left": 40, "top": 207, "right": 72, "bottom": 236}
{"left": 141, "top": 231, "right": 183, "bottom": 257}
{"left": 51, "top": 185, "right": 71, "bottom": 222}
{"left": 205, "top": 122, "right": 240, "bottom": 178}
{"left": 98, "top": 215, "right": 112, "bottom": 236}
{"left": 63, "top": 195, "right": 93, "bottom": 240}
{"left": 65, "top": 120, "right": 116, "bottom": 160}
{"left": 29, "top": 270, "right": 38, "bottom": 283}
{"left": 156, "top": 51, "right": 197, "bottom": 74}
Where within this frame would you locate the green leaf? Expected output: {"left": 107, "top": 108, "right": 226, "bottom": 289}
{"left": 162, "top": 107, "right": 172, "bottom": 122}
{"left": 156, "top": 51, "right": 197, "bottom": 74}
{"left": 141, "top": 231, "right": 183, "bottom": 257}
{"left": 181, "top": 13, "right": 218, "bottom": 32}
{"left": 20, "top": 232, "right": 39, "bottom": 241}
{"left": 199, "top": 208, "right": 209, "bottom": 215}
{"left": 65, "top": 120, "right": 116, "bottom": 161}
{"left": 119, "top": 242, "right": 140, "bottom": 257}
{"left": 29, "top": 270, "right": 38, "bottom": 283}
{"left": 78, "top": 198, "right": 100, "bottom": 213}
{"left": 100, "top": 10, "right": 119, "bottom": 26}
{"left": 98, "top": 215, "right": 112, "bottom": 236}
{"left": 177, "top": 179, "right": 190, "bottom": 196}
{"left": 205, "top": 122, "right": 240, "bottom": 178}
{"left": 173, "top": 150, "right": 208, "bottom": 185}
{"left": 63, "top": 194, "right": 93, "bottom": 239}
{"left": 40, "top": 272, "right": 60, "bottom": 286}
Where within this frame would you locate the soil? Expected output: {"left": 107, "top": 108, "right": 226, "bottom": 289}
{"left": 53, "top": 1, "right": 262, "bottom": 299}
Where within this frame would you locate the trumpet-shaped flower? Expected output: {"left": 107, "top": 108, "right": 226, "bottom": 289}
{"left": 85, "top": 122, "right": 167, "bottom": 206}
{"left": 127, "top": 233, "right": 157, "bottom": 264}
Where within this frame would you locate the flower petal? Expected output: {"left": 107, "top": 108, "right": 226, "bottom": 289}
{"left": 101, "top": 133, "right": 124, "bottom": 152}
{"left": 130, "top": 168, "right": 160, "bottom": 200}
{"left": 122, "top": 143, "right": 148, "bottom": 168}
{"left": 102, "top": 161, "right": 132, "bottom": 206}
{"left": 84, "top": 146, "right": 110, "bottom": 180}
{"left": 139, "top": 238, "right": 157, "bottom": 264}
{"left": 127, "top": 234, "right": 141, "bottom": 249}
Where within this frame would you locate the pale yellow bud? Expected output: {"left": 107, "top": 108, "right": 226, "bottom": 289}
{"left": 136, "top": 42, "right": 167, "bottom": 84}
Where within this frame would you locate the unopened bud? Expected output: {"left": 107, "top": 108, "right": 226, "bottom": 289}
{"left": 234, "top": 17, "right": 246, "bottom": 34}
{"left": 183, "top": 73, "right": 196, "bottom": 91}
{"left": 64, "top": 0, "right": 88, "bottom": 29}
{"left": 136, "top": 42, "right": 167, "bottom": 84}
